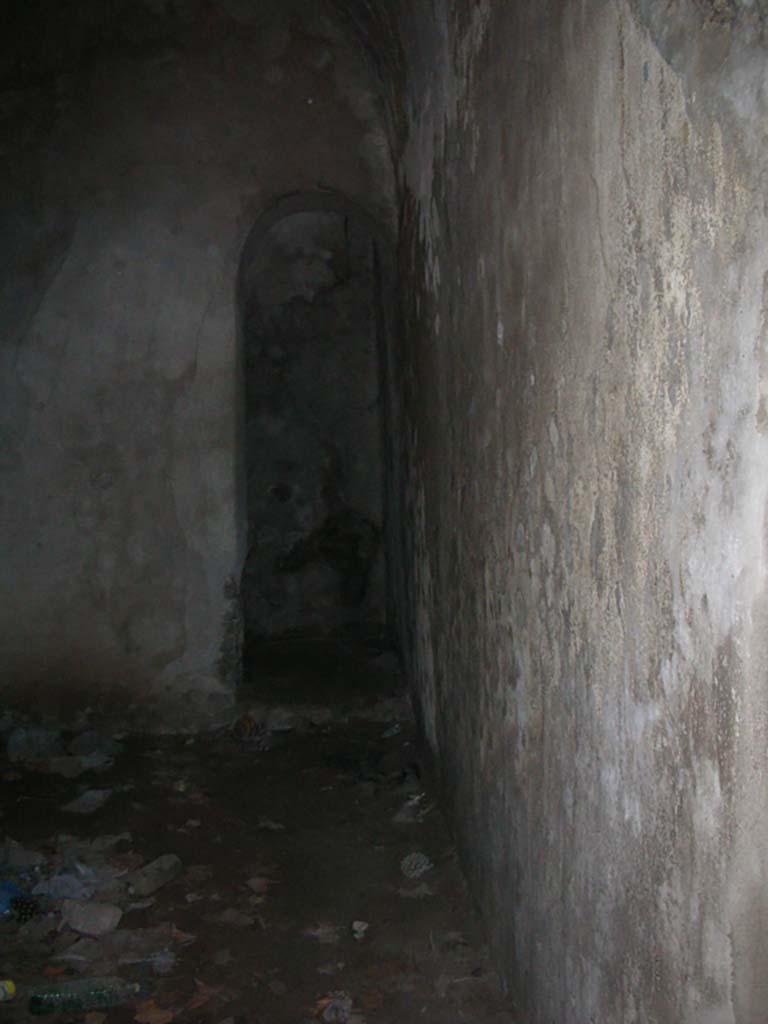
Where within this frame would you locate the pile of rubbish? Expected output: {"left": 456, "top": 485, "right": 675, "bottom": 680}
{"left": 0, "top": 723, "right": 190, "bottom": 1015}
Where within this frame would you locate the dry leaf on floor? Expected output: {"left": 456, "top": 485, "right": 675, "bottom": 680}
{"left": 85, "top": 1013, "right": 107, "bottom": 1024}
{"left": 186, "top": 979, "right": 221, "bottom": 1011}
{"left": 171, "top": 926, "right": 197, "bottom": 944}
{"left": 134, "top": 999, "right": 175, "bottom": 1024}
{"left": 43, "top": 965, "right": 68, "bottom": 976}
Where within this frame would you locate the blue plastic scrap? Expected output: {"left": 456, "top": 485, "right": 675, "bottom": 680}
{"left": 0, "top": 879, "right": 23, "bottom": 916}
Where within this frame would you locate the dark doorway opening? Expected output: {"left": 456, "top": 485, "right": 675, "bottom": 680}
{"left": 237, "top": 195, "right": 394, "bottom": 689}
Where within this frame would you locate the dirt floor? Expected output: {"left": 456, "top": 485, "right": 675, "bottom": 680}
{"left": 1, "top": 638, "right": 516, "bottom": 1024}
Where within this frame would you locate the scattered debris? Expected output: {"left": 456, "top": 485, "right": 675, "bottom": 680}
{"left": 0, "top": 654, "right": 510, "bottom": 1024}
{"left": 55, "top": 924, "right": 180, "bottom": 975}
{"left": 27, "top": 976, "right": 141, "bottom": 1014}
{"left": 392, "top": 793, "right": 432, "bottom": 824}
{"left": 7, "top": 727, "right": 62, "bottom": 763}
{"left": 68, "top": 731, "right": 121, "bottom": 759}
{"left": 400, "top": 851, "right": 434, "bottom": 879}
{"left": 257, "top": 819, "right": 286, "bottom": 831}
{"left": 134, "top": 998, "right": 175, "bottom": 1024}
{"left": 126, "top": 898, "right": 156, "bottom": 912}
{"left": 316, "top": 962, "right": 345, "bottom": 975}
{"left": 11, "top": 894, "right": 40, "bottom": 923}
{"left": 35, "top": 870, "right": 100, "bottom": 903}
{"left": 127, "top": 855, "right": 182, "bottom": 897}
{"left": 0, "top": 879, "right": 25, "bottom": 915}
{"left": 61, "top": 899, "right": 123, "bottom": 937}
{"left": 1, "top": 837, "right": 45, "bottom": 870}
{"left": 16, "top": 914, "right": 56, "bottom": 945}
{"left": 265, "top": 706, "right": 306, "bottom": 733}
{"left": 143, "top": 951, "right": 177, "bottom": 976}
{"left": 314, "top": 990, "right": 365, "bottom": 1024}
{"left": 186, "top": 978, "right": 220, "bottom": 1011}
{"left": 245, "top": 876, "right": 276, "bottom": 896}
{"left": 61, "top": 789, "right": 113, "bottom": 815}
{"left": 304, "top": 923, "right": 342, "bottom": 944}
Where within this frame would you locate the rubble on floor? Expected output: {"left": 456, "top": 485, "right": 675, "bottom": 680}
{"left": 1, "top": 647, "right": 515, "bottom": 1023}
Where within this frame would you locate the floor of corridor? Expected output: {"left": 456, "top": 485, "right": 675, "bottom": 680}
{"left": 1, "top": 638, "right": 515, "bottom": 1024}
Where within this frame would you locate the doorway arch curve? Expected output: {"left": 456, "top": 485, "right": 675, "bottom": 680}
{"left": 235, "top": 190, "right": 396, "bottom": 668}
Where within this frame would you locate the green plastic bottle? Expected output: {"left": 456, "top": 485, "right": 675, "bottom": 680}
{"left": 27, "top": 977, "right": 141, "bottom": 1015}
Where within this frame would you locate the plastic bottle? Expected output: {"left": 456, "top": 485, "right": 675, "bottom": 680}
{"left": 0, "top": 980, "right": 16, "bottom": 1002}
{"left": 27, "top": 977, "right": 141, "bottom": 1015}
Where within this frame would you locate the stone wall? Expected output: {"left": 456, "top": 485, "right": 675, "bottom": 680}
{"left": 0, "top": 0, "right": 394, "bottom": 726}
{"left": 388, "top": 1, "right": 768, "bottom": 1020}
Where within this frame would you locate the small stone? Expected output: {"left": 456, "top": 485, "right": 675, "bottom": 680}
{"left": 246, "top": 877, "right": 275, "bottom": 895}
{"left": 392, "top": 793, "right": 431, "bottom": 824}
{"left": 62, "top": 899, "right": 123, "bottom": 937}
{"left": 400, "top": 851, "right": 434, "bottom": 880}
{"left": 127, "top": 854, "right": 183, "bottom": 897}
{"left": 61, "top": 789, "right": 113, "bottom": 815}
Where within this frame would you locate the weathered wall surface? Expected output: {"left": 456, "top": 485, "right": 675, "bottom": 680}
{"left": 240, "top": 210, "right": 385, "bottom": 640}
{"left": 390, "top": 1, "right": 768, "bottom": 1020}
{"left": 0, "top": 0, "right": 393, "bottom": 726}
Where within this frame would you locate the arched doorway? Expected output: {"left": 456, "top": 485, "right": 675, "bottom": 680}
{"left": 236, "top": 192, "right": 395, "bottom": 685}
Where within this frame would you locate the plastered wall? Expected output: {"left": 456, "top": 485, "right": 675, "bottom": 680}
{"left": 0, "top": 0, "right": 393, "bottom": 727}
{"left": 388, "top": 1, "right": 768, "bottom": 1020}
